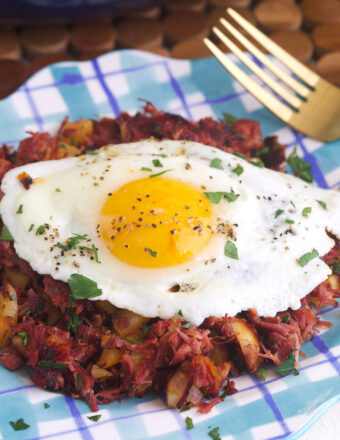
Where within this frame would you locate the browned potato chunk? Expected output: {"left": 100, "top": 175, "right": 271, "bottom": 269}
{"left": 327, "top": 274, "right": 339, "bottom": 290}
{"left": 12, "top": 335, "right": 27, "bottom": 357}
{"left": 229, "top": 318, "right": 261, "bottom": 373}
{"left": 209, "top": 343, "right": 228, "bottom": 367}
{"left": 91, "top": 364, "right": 113, "bottom": 379}
{"left": 0, "top": 283, "right": 18, "bottom": 348}
{"left": 5, "top": 268, "right": 29, "bottom": 289}
{"left": 113, "top": 309, "right": 149, "bottom": 337}
{"left": 61, "top": 119, "right": 93, "bottom": 144}
{"left": 94, "top": 300, "right": 118, "bottom": 315}
{"left": 97, "top": 348, "right": 122, "bottom": 368}
{"left": 166, "top": 370, "right": 189, "bottom": 408}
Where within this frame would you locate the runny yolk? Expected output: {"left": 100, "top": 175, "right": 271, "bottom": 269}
{"left": 100, "top": 177, "right": 213, "bottom": 268}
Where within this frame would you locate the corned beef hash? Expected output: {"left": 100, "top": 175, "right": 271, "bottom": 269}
{"left": 0, "top": 102, "right": 338, "bottom": 414}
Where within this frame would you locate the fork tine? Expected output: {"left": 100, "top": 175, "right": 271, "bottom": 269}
{"left": 212, "top": 27, "right": 302, "bottom": 109}
{"left": 219, "top": 18, "right": 310, "bottom": 98}
{"left": 203, "top": 38, "right": 293, "bottom": 122}
{"left": 227, "top": 8, "right": 319, "bottom": 88}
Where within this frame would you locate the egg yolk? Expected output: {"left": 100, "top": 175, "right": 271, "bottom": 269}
{"left": 100, "top": 177, "right": 213, "bottom": 268}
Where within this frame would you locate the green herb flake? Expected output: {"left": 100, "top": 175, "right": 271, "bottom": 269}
{"left": 16, "top": 204, "right": 23, "bottom": 214}
{"left": 298, "top": 249, "right": 319, "bottom": 267}
{"left": 274, "top": 209, "right": 284, "bottom": 219}
{"left": 178, "top": 309, "right": 183, "bottom": 317}
{"left": 29, "top": 223, "right": 34, "bottom": 232}
{"left": 57, "top": 233, "right": 86, "bottom": 250}
{"left": 185, "top": 416, "right": 194, "bottom": 430}
{"left": 182, "top": 323, "right": 192, "bottom": 329}
{"left": 35, "top": 225, "right": 46, "bottom": 235}
{"left": 180, "top": 406, "right": 190, "bottom": 412}
{"left": 204, "top": 191, "right": 239, "bottom": 204}
{"left": 152, "top": 159, "right": 163, "bottom": 168}
{"left": 232, "top": 164, "right": 244, "bottom": 176}
{"left": 302, "top": 207, "right": 311, "bottom": 217}
{"left": 281, "top": 314, "right": 290, "bottom": 323}
{"left": 222, "top": 112, "right": 236, "bottom": 125}
{"left": 149, "top": 169, "right": 174, "bottom": 178}
{"left": 67, "top": 312, "right": 83, "bottom": 335}
{"left": 316, "top": 200, "right": 327, "bottom": 210}
{"left": 18, "top": 331, "right": 28, "bottom": 346}
{"left": 86, "top": 150, "right": 98, "bottom": 155}
{"left": 250, "top": 160, "right": 263, "bottom": 168}
{"left": 55, "top": 188, "right": 61, "bottom": 192}
{"left": 1, "top": 224, "right": 13, "bottom": 241}
{"left": 287, "top": 148, "right": 313, "bottom": 183}
{"left": 290, "top": 201, "right": 296, "bottom": 208}
{"left": 220, "top": 391, "right": 227, "bottom": 399}
{"left": 87, "top": 415, "right": 101, "bottom": 422}
{"left": 141, "top": 167, "right": 152, "bottom": 172}
{"left": 255, "top": 146, "right": 269, "bottom": 157}
{"left": 232, "top": 152, "right": 246, "bottom": 160}
{"left": 208, "top": 427, "right": 221, "bottom": 439}
{"left": 224, "top": 241, "right": 239, "bottom": 260}
{"left": 258, "top": 366, "right": 267, "bottom": 381}
{"left": 276, "top": 351, "right": 299, "bottom": 376}
{"left": 146, "top": 248, "right": 157, "bottom": 258}
{"left": 44, "top": 403, "right": 50, "bottom": 409}
{"left": 210, "top": 158, "right": 223, "bottom": 170}
{"left": 332, "top": 261, "right": 340, "bottom": 274}
{"left": 9, "top": 418, "right": 30, "bottom": 431}
{"left": 77, "top": 374, "right": 83, "bottom": 391}
{"left": 285, "top": 219, "right": 295, "bottom": 224}
{"left": 68, "top": 274, "right": 102, "bottom": 300}
{"left": 39, "top": 360, "right": 67, "bottom": 369}
{"left": 223, "top": 192, "right": 239, "bottom": 203}
{"left": 91, "top": 244, "right": 101, "bottom": 263}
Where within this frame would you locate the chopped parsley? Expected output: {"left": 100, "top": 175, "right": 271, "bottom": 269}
{"left": 276, "top": 351, "right": 299, "bottom": 376}
{"left": 16, "top": 204, "right": 23, "bottom": 214}
{"left": 185, "top": 416, "right": 194, "bottom": 430}
{"left": 141, "top": 167, "right": 152, "bottom": 172}
{"left": 1, "top": 224, "right": 13, "bottom": 241}
{"left": 9, "top": 418, "right": 30, "bottom": 431}
{"left": 208, "top": 427, "right": 221, "bottom": 439}
{"left": 178, "top": 309, "right": 183, "bottom": 317}
{"left": 152, "top": 159, "right": 163, "bottom": 168}
{"left": 232, "top": 152, "right": 246, "bottom": 160}
{"left": 59, "top": 143, "right": 67, "bottom": 150}
{"left": 180, "top": 406, "right": 191, "bottom": 412}
{"left": 35, "top": 225, "right": 46, "bottom": 235}
{"left": 91, "top": 244, "right": 101, "bottom": 263}
{"left": 290, "top": 201, "right": 296, "bottom": 208}
{"left": 232, "top": 164, "right": 244, "bottom": 176}
{"left": 274, "top": 209, "right": 284, "bottom": 218}
{"left": 77, "top": 375, "right": 83, "bottom": 391}
{"left": 39, "top": 360, "right": 67, "bottom": 369}
{"left": 67, "top": 274, "right": 102, "bottom": 299}
{"left": 281, "top": 314, "right": 290, "bottom": 323}
{"left": 222, "top": 112, "right": 236, "bottom": 125}
{"left": 250, "top": 160, "right": 263, "bottom": 168}
{"left": 57, "top": 233, "right": 86, "bottom": 250}
{"left": 316, "top": 200, "right": 327, "bottom": 210}
{"left": 86, "top": 150, "right": 98, "bottom": 155}
{"left": 302, "top": 207, "right": 311, "bottom": 217}
{"left": 204, "top": 191, "right": 239, "bottom": 204}
{"left": 182, "top": 322, "right": 192, "bottom": 329}
{"left": 149, "top": 169, "right": 173, "bottom": 178}
{"left": 287, "top": 148, "right": 313, "bottom": 183}
{"left": 18, "top": 331, "right": 28, "bottom": 346}
{"left": 55, "top": 188, "right": 61, "bottom": 192}
{"left": 255, "top": 146, "right": 269, "bottom": 157}
{"left": 285, "top": 219, "right": 294, "bottom": 224}
{"left": 332, "top": 261, "right": 340, "bottom": 274}
{"left": 258, "top": 366, "right": 267, "bottom": 381}
{"left": 210, "top": 158, "right": 223, "bottom": 170}
{"left": 67, "top": 312, "right": 83, "bottom": 335}
{"left": 146, "top": 248, "right": 157, "bottom": 258}
{"left": 44, "top": 403, "right": 50, "bottom": 409}
{"left": 88, "top": 415, "right": 101, "bottom": 422}
{"left": 156, "top": 154, "right": 167, "bottom": 158}
{"left": 224, "top": 241, "right": 239, "bottom": 260}
{"left": 28, "top": 223, "right": 34, "bottom": 232}
{"left": 298, "top": 249, "right": 319, "bottom": 267}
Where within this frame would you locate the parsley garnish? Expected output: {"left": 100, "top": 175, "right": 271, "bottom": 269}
{"left": 178, "top": 309, "right": 183, "bottom": 317}
{"left": 77, "top": 375, "right": 83, "bottom": 391}
{"left": 302, "top": 207, "right": 311, "bottom": 217}
{"left": 285, "top": 219, "right": 294, "bottom": 224}
{"left": 185, "top": 416, "right": 194, "bottom": 430}
{"left": 39, "top": 360, "right": 67, "bottom": 369}
{"left": 16, "top": 204, "right": 23, "bottom": 214}
{"left": 44, "top": 402, "right": 50, "bottom": 409}
{"left": 316, "top": 200, "right": 327, "bottom": 210}
{"left": 67, "top": 274, "right": 102, "bottom": 299}
{"left": 91, "top": 244, "right": 101, "bottom": 263}
{"left": 9, "top": 418, "right": 30, "bottom": 431}
{"left": 258, "top": 366, "right": 267, "bottom": 381}
{"left": 210, "top": 158, "right": 223, "bottom": 170}
{"left": 298, "top": 249, "right": 319, "bottom": 267}
{"left": 67, "top": 312, "right": 83, "bottom": 335}
{"left": 222, "top": 112, "right": 236, "bottom": 125}
{"left": 156, "top": 154, "right": 167, "bottom": 158}
{"left": 224, "top": 241, "right": 239, "bottom": 260}
{"left": 59, "top": 143, "right": 67, "bottom": 150}
{"left": 146, "top": 248, "right": 157, "bottom": 258}
{"left": 255, "top": 146, "right": 269, "bottom": 157}
{"left": 232, "top": 152, "right": 246, "bottom": 160}
{"left": 204, "top": 191, "right": 238, "bottom": 204}
{"left": 55, "top": 188, "right": 61, "bottom": 192}
{"left": 180, "top": 406, "right": 190, "bottom": 412}
{"left": 232, "top": 164, "right": 244, "bottom": 176}
{"left": 274, "top": 209, "right": 284, "bottom": 218}
{"left": 88, "top": 415, "right": 101, "bottom": 422}
{"left": 1, "top": 224, "right": 13, "bottom": 240}
{"left": 290, "top": 201, "right": 296, "bottom": 208}
{"left": 281, "top": 314, "right": 290, "bottom": 323}
{"left": 149, "top": 169, "right": 173, "bottom": 178}
{"left": 277, "top": 351, "right": 299, "bottom": 376}
{"left": 35, "top": 225, "right": 46, "bottom": 235}
{"left": 29, "top": 223, "right": 34, "bottom": 232}
{"left": 287, "top": 148, "right": 313, "bottom": 183}
{"left": 18, "top": 331, "right": 28, "bottom": 346}
{"left": 141, "top": 167, "right": 152, "bottom": 172}
{"left": 250, "top": 160, "right": 263, "bottom": 168}
{"left": 332, "top": 261, "right": 340, "bottom": 274}
{"left": 152, "top": 159, "right": 163, "bottom": 168}
{"left": 86, "top": 150, "right": 98, "bottom": 155}
{"left": 57, "top": 233, "right": 86, "bottom": 250}
{"left": 182, "top": 323, "right": 192, "bottom": 329}
{"left": 208, "top": 427, "right": 221, "bottom": 439}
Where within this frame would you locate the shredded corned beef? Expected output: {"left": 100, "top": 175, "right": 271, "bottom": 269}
{"left": 0, "top": 103, "right": 338, "bottom": 414}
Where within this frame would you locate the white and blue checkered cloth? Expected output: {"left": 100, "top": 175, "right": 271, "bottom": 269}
{"left": 0, "top": 50, "right": 339, "bottom": 440}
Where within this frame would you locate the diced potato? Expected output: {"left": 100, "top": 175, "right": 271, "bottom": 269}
{"left": 5, "top": 268, "right": 29, "bottom": 289}
{"left": 91, "top": 364, "right": 113, "bottom": 379}
{"left": 113, "top": 309, "right": 149, "bottom": 337}
{"left": 97, "top": 348, "right": 122, "bottom": 368}
{"left": 12, "top": 335, "right": 27, "bottom": 357}
{"left": 62, "top": 119, "right": 93, "bottom": 144}
{"left": 0, "top": 283, "right": 18, "bottom": 348}
{"left": 57, "top": 143, "right": 81, "bottom": 158}
{"left": 327, "top": 274, "right": 339, "bottom": 291}
{"left": 166, "top": 370, "right": 189, "bottom": 408}
{"left": 94, "top": 300, "right": 118, "bottom": 315}
{"left": 209, "top": 343, "right": 228, "bottom": 367}
{"left": 229, "top": 318, "right": 261, "bottom": 373}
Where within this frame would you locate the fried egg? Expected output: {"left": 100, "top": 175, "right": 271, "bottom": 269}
{"left": 1, "top": 139, "right": 340, "bottom": 325}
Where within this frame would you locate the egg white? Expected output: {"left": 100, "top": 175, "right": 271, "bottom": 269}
{"left": 1, "top": 139, "right": 339, "bottom": 325}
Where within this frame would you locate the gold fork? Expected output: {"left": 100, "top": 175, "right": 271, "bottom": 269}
{"left": 204, "top": 8, "right": 340, "bottom": 142}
